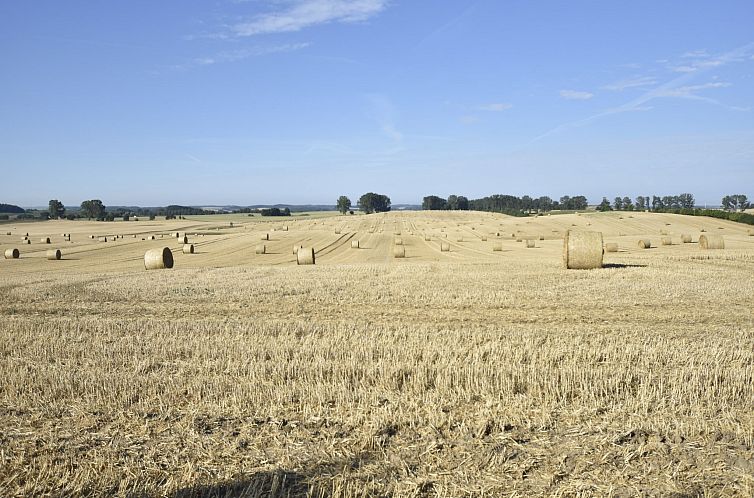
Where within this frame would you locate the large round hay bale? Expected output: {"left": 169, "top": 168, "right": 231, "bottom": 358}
{"left": 89, "top": 235, "right": 95, "bottom": 239}
{"left": 334, "top": 229, "right": 341, "bottom": 235}
{"left": 261, "top": 233, "right": 269, "bottom": 241}
{"left": 393, "top": 246, "right": 405, "bottom": 258}
{"left": 282, "top": 226, "right": 288, "bottom": 231}
{"left": 98, "top": 236, "right": 107, "bottom": 242}
{"left": 539, "top": 235, "right": 545, "bottom": 241}
{"left": 699, "top": 234, "right": 724, "bottom": 249}
{"left": 637, "top": 239, "right": 651, "bottom": 249}
{"left": 5, "top": 232, "right": 11, "bottom": 236}
{"left": 492, "top": 242, "right": 502, "bottom": 252}
{"left": 351, "top": 240, "right": 360, "bottom": 249}
{"left": 21, "top": 237, "right": 28, "bottom": 242}
{"left": 292, "top": 244, "right": 303, "bottom": 255}
{"left": 181, "top": 236, "right": 188, "bottom": 244}
{"left": 456, "top": 236, "right": 463, "bottom": 242}
{"left": 563, "top": 230, "right": 603, "bottom": 270}
{"left": 747, "top": 229, "right": 754, "bottom": 236}
{"left": 40, "top": 237, "right": 50, "bottom": 244}
{"left": 394, "top": 237, "right": 403, "bottom": 245}
{"left": 604, "top": 243, "right": 618, "bottom": 253}
{"left": 175, "top": 232, "right": 181, "bottom": 238}
{"left": 526, "top": 240, "right": 536, "bottom": 248}
{"left": 46, "top": 249, "right": 61, "bottom": 260}
{"left": 394, "top": 231, "right": 401, "bottom": 236}
{"left": 144, "top": 247, "right": 174, "bottom": 270}
{"left": 440, "top": 242, "right": 450, "bottom": 252}
{"left": 424, "top": 235, "right": 431, "bottom": 241}
{"left": 661, "top": 237, "right": 672, "bottom": 246}
{"left": 297, "top": 247, "right": 315, "bottom": 265}
{"left": 481, "top": 235, "right": 487, "bottom": 241}
{"left": 255, "top": 244, "right": 266, "bottom": 254}
{"left": 681, "top": 234, "right": 692, "bottom": 243}
{"left": 4, "top": 248, "right": 19, "bottom": 259}
{"left": 182, "top": 244, "right": 194, "bottom": 254}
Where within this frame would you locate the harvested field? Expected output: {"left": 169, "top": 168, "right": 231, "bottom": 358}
{"left": 1, "top": 210, "right": 754, "bottom": 497}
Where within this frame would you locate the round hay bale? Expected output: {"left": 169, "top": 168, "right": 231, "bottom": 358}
{"left": 175, "top": 232, "right": 180, "bottom": 238}
{"left": 699, "top": 234, "right": 724, "bottom": 250}
{"left": 5, "top": 232, "right": 11, "bottom": 236}
{"left": 255, "top": 244, "right": 266, "bottom": 254}
{"left": 661, "top": 237, "right": 672, "bottom": 246}
{"left": 424, "top": 235, "right": 431, "bottom": 241}
{"left": 334, "top": 229, "right": 341, "bottom": 234}
{"left": 539, "top": 235, "right": 545, "bottom": 241}
{"left": 492, "top": 242, "right": 502, "bottom": 251}
{"left": 440, "top": 242, "right": 450, "bottom": 252}
{"left": 481, "top": 235, "right": 487, "bottom": 241}
{"left": 351, "top": 240, "right": 360, "bottom": 249}
{"left": 261, "top": 233, "right": 269, "bottom": 241}
{"left": 60, "top": 233, "right": 66, "bottom": 237}
{"left": 90, "top": 235, "right": 95, "bottom": 239}
{"left": 41, "top": 237, "right": 50, "bottom": 244}
{"left": 456, "top": 236, "right": 463, "bottom": 242}
{"left": 394, "top": 237, "right": 403, "bottom": 245}
{"left": 181, "top": 236, "right": 188, "bottom": 244}
{"left": 282, "top": 226, "right": 288, "bottom": 231}
{"left": 563, "top": 230, "right": 604, "bottom": 270}
{"left": 147, "top": 235, "right": 156, "bottom": 240}
{"left": 747, "top": 229, "right": 754, "bottom": 237}
{"left": 700, "top": 228, "right": 706, "bottom": 233}
{"left": 604, "top": 243, "right": 618, "bottom": 253}
{"left": 297, "top": 247, "right": 315, "bottom": 265}
{"left": 4, "top": 248, "right": 19, "bottom": 259}
{"left": 526, "top": 240, "right": 536, "bottom": 248}
{"left": 21, "top": 237, "right": 28, "bottom": 242}
{"left": 46, "top": 249, "right": 61, "bottom": 260}
{"left": 637, "top": 239, "right": 651, "bottom": 249}
{"left": 681, "top": 234, "right": 692, "bottom": 243}
{"left": 515, "top": 238, "right": 522, "bottom": 243}
{"left": 394, "top": 231, "right": 401, "bottom": 236}
{"left": 182, "top": 244, "right": 194, "bottom": 254}
{"left": 98, "top": 236, "right": 107, "bottom": 242}
{"left": 133, "top": 235, "right": 137, "bottom": 238}
{"left": 144, "top": 247, "right": 174, "bottom": 270}
{"left": 292, "top": 244, "right": 303, "bottom": 255}
{"left": 393, "top": 246, "right": 405, "bottom": 258}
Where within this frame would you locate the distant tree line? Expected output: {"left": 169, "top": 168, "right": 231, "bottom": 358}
{"left": 260, "top": 207, "right": 291, "bottom": 217}
{"left": 422, "top": 194, "right": 587, "bottom": 215}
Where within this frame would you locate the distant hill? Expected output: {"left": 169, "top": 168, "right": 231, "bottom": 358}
{"left": 0, "top": 203, "right": 25, "bottom": 213}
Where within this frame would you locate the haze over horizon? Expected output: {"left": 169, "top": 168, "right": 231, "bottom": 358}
{"left": 1, "top": 1, "right": 753, "bottom": 207}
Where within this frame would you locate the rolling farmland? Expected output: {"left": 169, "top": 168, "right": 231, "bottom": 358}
{"left": 1, "top": 210, "right": 753, "bottom": 496}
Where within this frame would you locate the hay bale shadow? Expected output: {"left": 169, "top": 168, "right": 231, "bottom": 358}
{"left": 602, "top": 263, "right": 648, "bottom": 269}
{"left": 170, "top": 470, "right": 309, "bottom": 498}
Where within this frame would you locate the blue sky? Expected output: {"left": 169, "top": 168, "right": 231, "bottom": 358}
{"left": 1, "top": 1, "right": 753, "bottom": 207}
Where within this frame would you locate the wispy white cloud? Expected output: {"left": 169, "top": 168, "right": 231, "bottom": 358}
{"left": 231, "top": 0, "right": 388, "bottom": 36}
{"left": 530, "top": 42, "right": 754, "bottom": 144}
{"left": 559, "top": 89, "right": 594, "bottom": 100}
{"left": 172, "top": 42, "right": 310, "bottom": 70}
{"left": 476, "top": 103, "right": 512, "bottom": 112}
{"left": 602, "top": 76, "right": 658, "bottom": 91}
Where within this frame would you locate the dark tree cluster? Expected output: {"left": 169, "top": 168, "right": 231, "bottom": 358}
{"left": 260, "top": 207, "right": 291, "bottom": 217}
{"left": 358, "top": 193, "right": 391, "bottom": 214}
{"left": 722, "top": 194, "right": 750, "bottom": 211}
{"left": 422, "top": 195, "right": 469, "bottom": 210}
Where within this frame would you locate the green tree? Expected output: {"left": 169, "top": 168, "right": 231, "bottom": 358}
{"left": 622, "top": 196, "right": 633, "bottom": 211}
{"left": 80, "top": 199, "right": 106, "bottom": 219}
{"left": 422, "top": 196, "right": 446, "bottom": 210}
{"left": 613, "top": 197, "right": 623, "bottom": 211}
{"left": 336, "top": 196, "right": 352, "bottom": 214}
{"left": 357, "top": 192, "right": 391, "bottom": 214}
{"left": 597, "top": 197, "right": 613, "bottom": 211}
{"left": 48, "top": 199, "right": 65, "bottom": 219}
{"left": 635, "top": 196, "right": 646, "bottom": 210}
{"left": 456, "top": 196, "right": 469, "bottom": 210}
{"left": 446, "top": 195, "right": 458, "bottom": 210}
